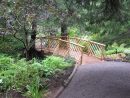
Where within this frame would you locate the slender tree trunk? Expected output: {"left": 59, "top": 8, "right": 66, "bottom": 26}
{"left": 60, "top": 22, "right": 69, "bottom": 49}
{"left": 31, "top": 19, "right": 37, "bottom": 49}
{"left": 24, "top": 26, "right": 29, "bottom": 59}
{"left": 26, "top": 18, "right": 44, "bottom": 59}
{"left": 27, "top": 19, "right": 37, "bottom": 59}
{"left": 61, "top": 22, "right": 68, "bottom": 40}
{"left": 104, "top": 0, "right": 121, "bottom": 16}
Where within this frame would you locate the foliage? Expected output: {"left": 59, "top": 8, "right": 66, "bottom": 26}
{"left": 25, "top": 76, "right": 42, "bottom": 98}
{"left": 0, "top": 0, "right": 130, "bottom": 57}
{"left": 0, "top": 55, "right": 73, "bottom": 97}
{"left": 106, "top": 43, "right": 126, "bottom": 55}
{"left": 42, "top": 56, "right": 71, "bottom": 76}
{"left": 0, "top": 54, "right": 14, "bottom": 70}
{"left": 83, "top": 19, "right": 130, "bottom": 48}
{"left": 1, "top": 0, "right": 130, "bottom": 97}
{"left": 80, "top": 42, "right": 89, "bottom": 53}
{"left": 64, "top": 56, "right": 76, "bottom": 65}
{"left": 68, "top": 27, "right": 79, "bottom": 37}
{"left": 0, "top": 35, "right": 24, "bottom": 56}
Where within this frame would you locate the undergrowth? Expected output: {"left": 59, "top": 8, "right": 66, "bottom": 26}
{"left": 0, "top": 54, "right": 74, "bottom": 98}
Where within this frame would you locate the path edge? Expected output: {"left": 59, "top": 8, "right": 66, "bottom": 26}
{"left": 53, "top": 64, "right": 79, "bottom": 98}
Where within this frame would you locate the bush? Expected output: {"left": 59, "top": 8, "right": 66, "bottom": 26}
{"left": 0, "top": 55, "right": 73, "bottom": 97}
{"left": 0, "top": 54, "right": 14, "bottom": 70}
{"left": 80, "top": 42, "right": 89, "bottom": 53}
{"left": 25, "top": 76, "right": 42, "bottom": 98}
{"left": 64, "top": 56, "right": 76, "bottom": 65}
{"left": 42, "top": 56, "right": 71, "bottom": 76}
{"left": 106, "top": 43, "right": 126, "bottom": 55}
{"left": 68, "top": 27, "right": 79, "bottom": 37}
{"left": 0, "top": 57, "right": 43, "bottom": 93}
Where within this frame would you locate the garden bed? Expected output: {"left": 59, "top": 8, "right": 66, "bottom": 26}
{"left": 0, "top": 54, "right": 75, "bottom": 98}
{"left": 0, "top": 66, "right": 74, "bottom": 98}
{"left": 105, "top": 53, "right": 125, "bottom": 61}
{"left": 44, "top": 66, "right": 74, "bottom": 98}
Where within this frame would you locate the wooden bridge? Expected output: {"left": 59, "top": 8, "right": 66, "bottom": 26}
{"left": 35, "top": 36, "right": 106, "bottom": 64}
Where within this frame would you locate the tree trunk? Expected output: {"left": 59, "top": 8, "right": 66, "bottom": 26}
{"left": 31, "top": 19, "right": 37, "bottom": 49}
{"left": 60, "top": 22, "right": 69, "bottom": 49}
{"left": 24, "top": 26, "right": 29, "bottom": 59}
{"left": 27, "top": 19, "right": 44, "bottom": 60}
{"left": 104, "top": 0, "right": 121, "bottom": 16}
{"left": 61, "top": 22, "right": 68, "bottom": 40}
{"left": 27, "top": 19, "right": 36, "bottom": 59}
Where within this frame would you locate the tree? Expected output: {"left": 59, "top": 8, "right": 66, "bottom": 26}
{"left": 0, "top": 0, "right": 46, "bottom": 59}
{"left": 44, "top": 0, "right": 78, "bottom": 39}
{"left": 0, "top": 0, "right": 129, "bottom": 58}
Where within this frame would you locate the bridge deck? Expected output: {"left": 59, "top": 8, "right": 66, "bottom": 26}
{"left": 36, "top": 46, "right": 101, "bottom": 64}
{"left": 82, "top": 54, "right": 102, "bottom": 65}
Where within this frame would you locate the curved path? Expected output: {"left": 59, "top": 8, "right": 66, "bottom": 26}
{"left": 58, "top": 62, "right": 130, "bottom": 98}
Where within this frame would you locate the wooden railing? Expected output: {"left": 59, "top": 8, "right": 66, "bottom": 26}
{"left": 35, "top": 36, "right": 84, "bottom": 64}
{"left": 35, "top": 36, "right": 105, "bottom": 64}
{"left": 69, "top": 37, "right": 106, "bottom": 60}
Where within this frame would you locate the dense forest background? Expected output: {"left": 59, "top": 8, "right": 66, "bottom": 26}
{"left": 0, "top": 0, "right": 130, "bottom": 56}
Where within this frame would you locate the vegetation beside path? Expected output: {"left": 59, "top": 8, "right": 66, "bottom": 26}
{"left": 0, "top": 54, "right": 75, "bottom": 98}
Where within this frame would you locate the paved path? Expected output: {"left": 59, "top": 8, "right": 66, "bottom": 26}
{"left": 58, "top": 62, "right": 130, "bottom": 98}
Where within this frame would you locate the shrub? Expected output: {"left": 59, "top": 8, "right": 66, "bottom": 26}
{"left": 0, "top": 69, "right": 16, "bottom": 91}
{"left": 0, "top": 57, "right": 41, "bottom": 92}
{"left": 0, "top": 55, "right": 73, "bottom": 98}
{"left": 64, "top": 56, "right": 76, "bottom": 65}
{"left": 68, "top": 27, "right": 79, "bottom": 37}
{"left": 0, "top": 54, "right": 14, "bottom": 70}
{"left": 42, "top": 56, "right": 70, "bottom": 76}
{"left": 24, "top": 76, "right": 42, "bottom": 98}
{"left": 106, "top": 43, "right": 126, "bottom": 55}
{"left": 80, "top": 42, "right": 89, "bottom": 53}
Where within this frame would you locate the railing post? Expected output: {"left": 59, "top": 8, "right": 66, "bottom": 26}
{"left": 80, "top": 47, "right": 83, "bottom": 65}
{"left": 101, "top": 46, "right": 105, "bottom": 60}
{"left": 68, "top": 37, "right": 70, "bottom": 56}
{"left": 57, "top": 39, "right": 60, "bottom": 55}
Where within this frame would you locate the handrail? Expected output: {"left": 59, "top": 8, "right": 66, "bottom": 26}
{"left": 69, "top": 37, "right": 106, "bottom": 59}
{"left": 81, "top": 39, "right": 105, "bottom": 47}
{"left": 58, "top": 39, "right": 85, "bottom": 48}
{"left": 70, "top": 37, "right": 106, "bottom": 47}
{"left": 37, "top": 36, "right": 105, "bottom": 47}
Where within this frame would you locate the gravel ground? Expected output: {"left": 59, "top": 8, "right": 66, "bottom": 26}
{"left": 58, "top": 61, "right": 130, "bottom": 98}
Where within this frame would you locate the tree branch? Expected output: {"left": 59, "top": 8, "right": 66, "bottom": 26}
{"left": 12, "top": 28, "right": 27, "bottom": 50}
